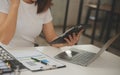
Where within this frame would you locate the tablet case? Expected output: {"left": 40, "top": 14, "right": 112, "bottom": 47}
{"left": 49, "top": 25, "right": 84, "bottom": 44}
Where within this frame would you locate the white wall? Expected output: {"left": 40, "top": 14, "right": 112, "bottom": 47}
{"left": 51, "top": 0, "right": 67, "bottom": 26}
{"left": 51, "top": 0, "right": 119, "bottom": 26}
{"left": 51, "top": 0, "right": 89, "bottom": 26}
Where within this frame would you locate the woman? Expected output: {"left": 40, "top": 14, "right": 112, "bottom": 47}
{"left": 0, "top": 0, "right": 83, "bottom": 48}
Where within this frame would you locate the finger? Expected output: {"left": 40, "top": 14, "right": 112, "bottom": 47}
{"left": 77, "top": 29, "right": 84, "bottom": 37}
{"left": 73, "top": 33, "right": 76, "bottom": 40}
{"left": 72, "top": 34, "right": 78, "bottom": 44}
{"left": 68, "top": 35, "right": 73, "bottom": 42}
{"left": 73, "top": 30, "right": 83, "bottom": 43}
{"left": 64, "top": 38, "right": 75, "bottom": 46}
{"left": 64, "top": 38, "right": 71, "bottom": 44}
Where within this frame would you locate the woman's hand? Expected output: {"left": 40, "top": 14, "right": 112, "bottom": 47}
{"left": 52, "top": 29, "right": 84, "bottom": 48}
{"left": 64, "top": 29, "right": 83, "bottom": 46}
{"left": 10, "top": 0, "right": 20, "bottom": 7}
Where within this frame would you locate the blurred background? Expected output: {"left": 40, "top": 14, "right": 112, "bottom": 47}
{"left": 36, "top": 0, "right": 120, "bottom": 56}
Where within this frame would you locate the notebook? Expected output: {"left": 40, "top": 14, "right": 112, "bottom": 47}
{"left": 55, "top": 33, "right": 120, "bottom": 66}
{"left": 49, "top": 25, "right": 84, "bottom": 44}
{"left": 15, "top": 52, "right": 66, "bottom": 71}
{"left": 0, "top": 43, "right": 66, "bottom": 72}
{"left": 0, "top": 45, "right": 26, "bottom": 75}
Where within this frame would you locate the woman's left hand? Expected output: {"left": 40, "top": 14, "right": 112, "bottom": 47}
{"left": 51, "top": 29, "right": 84, "bottom": 48}
{"left": 64, "top": 29, "right": 84, "bottom": 46}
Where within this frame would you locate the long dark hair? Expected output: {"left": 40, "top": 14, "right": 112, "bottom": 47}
{"left": 35, "top": 0, "right": 53, "bottom": 14}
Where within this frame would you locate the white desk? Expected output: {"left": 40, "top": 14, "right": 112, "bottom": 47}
{"left": 6, "top": 44, "right": 120, "bottom": 75}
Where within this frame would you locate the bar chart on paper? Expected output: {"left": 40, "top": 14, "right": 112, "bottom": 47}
{"left": 5, "top": 48, "right": 66, "bottom": 72}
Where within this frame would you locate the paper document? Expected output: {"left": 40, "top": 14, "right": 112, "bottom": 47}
{"left": 0, "top": 44, "right": 66, "bottom": 72}
{"left": 16, "top": 53, "right": 66, "bottom": 71}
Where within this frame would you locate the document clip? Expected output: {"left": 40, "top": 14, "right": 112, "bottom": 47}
{"left": 39, "top": 65, "right": 57, "bottom": 71}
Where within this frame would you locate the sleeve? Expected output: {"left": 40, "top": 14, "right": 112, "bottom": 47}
{"left": 43, "top": 9, "right": 53, "bottom": 24}
{"left": 0, "top": 0, "right": 10, "bottom": 14}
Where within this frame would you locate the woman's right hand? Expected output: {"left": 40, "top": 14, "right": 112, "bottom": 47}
{"left": 10, "top": 0, "right": 20, "bottom": 7}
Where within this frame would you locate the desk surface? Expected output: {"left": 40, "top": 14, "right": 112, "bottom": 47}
{"left": 7, "top": 44, "right": 120, "bottom": 75}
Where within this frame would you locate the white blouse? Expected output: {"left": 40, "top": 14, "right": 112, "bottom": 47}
{"left": 0, "top": 0, "right": 53, "bottom": 47}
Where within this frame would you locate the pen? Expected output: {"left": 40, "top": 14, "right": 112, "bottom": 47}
{"left": 31, "top": 57, "right": 48, "bottom": 65}
{"left": 31, "top": 57, "right": 40, "bottom": 62}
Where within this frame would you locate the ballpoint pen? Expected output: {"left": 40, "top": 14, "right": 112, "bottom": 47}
{"left": 31, "top": 57, "right": 40, "bottom": 62}
{"left": 31, "top": 57, "right": 48, "bottom": 65}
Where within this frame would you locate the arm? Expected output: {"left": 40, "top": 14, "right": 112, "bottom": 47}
{"left": 42, "top": 21, "right": 58, "bottom": 42}
{"left": 43, "top": 21, "right": 83, "bottom": 48}
{"left": 0, "top": 0, "right": 20, "bottom": 44}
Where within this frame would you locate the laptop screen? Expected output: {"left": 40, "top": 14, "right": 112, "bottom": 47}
{"left": 107, "top": 33, "right": 120, "bottom": 56}
{"left": 87, "top": 33, "right": 120, "bottom": 66}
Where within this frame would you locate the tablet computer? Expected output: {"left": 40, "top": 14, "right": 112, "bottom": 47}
{"left": 49, "top": 25, "right": 84, "bottom": 44}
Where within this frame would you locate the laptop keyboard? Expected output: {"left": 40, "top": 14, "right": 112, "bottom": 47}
{"left": 55, "top": 48, "right": 96, "bottom": 66}
{"left": 69, "top": 48, "right": 96, "bottom": 65}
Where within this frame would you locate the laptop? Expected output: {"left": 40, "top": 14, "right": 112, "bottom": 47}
{"left": 55, "top": 33, "right": 120, "bottom": 66}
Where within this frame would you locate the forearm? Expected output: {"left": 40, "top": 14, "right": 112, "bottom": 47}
{"left": 0, "top": 5, "right": 19, "bottom": 44}
{"left": 43, "top": 22, "right": 58, "bottom": 42}
{"left": 45, "top": 32, "right": 58, "bottom": 42}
